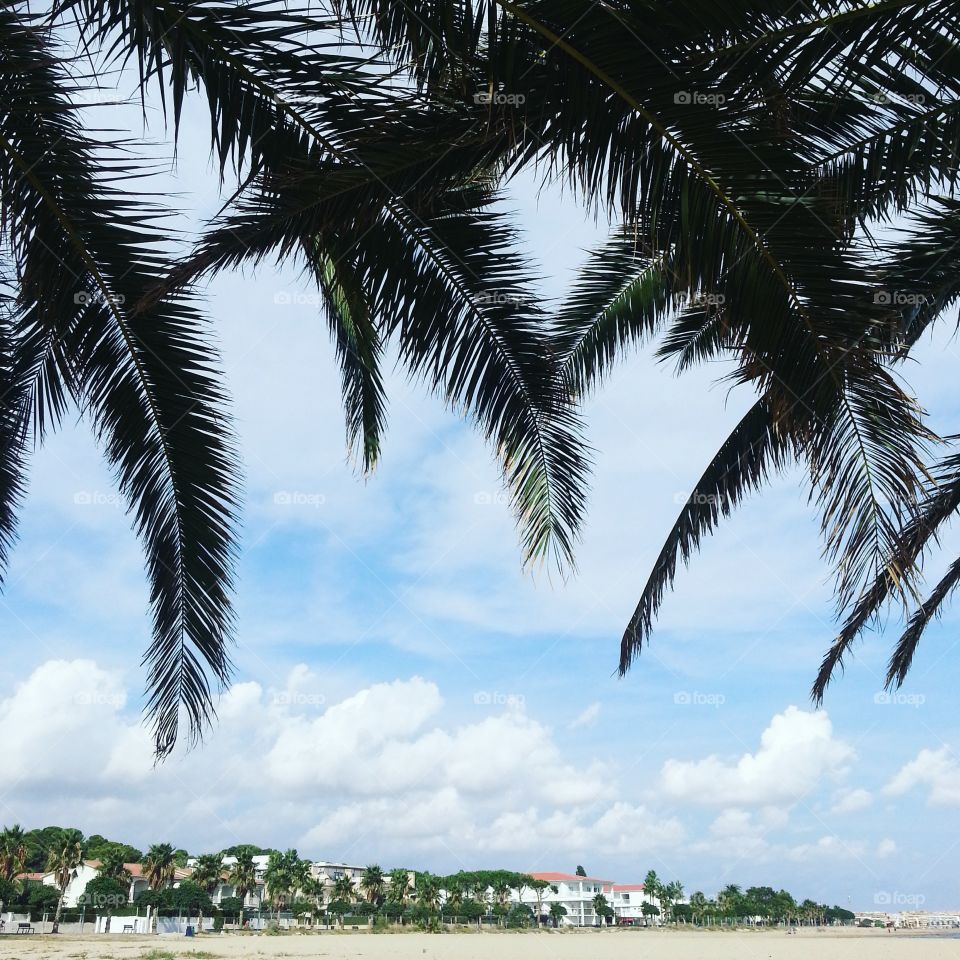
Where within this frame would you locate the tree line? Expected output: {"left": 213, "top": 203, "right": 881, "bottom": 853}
{"left": 1, "top": 828, "right": 857, "bottom": 931}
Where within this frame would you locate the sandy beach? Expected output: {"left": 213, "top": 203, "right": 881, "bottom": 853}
{"left": 1, "top": 929, "right": 958, "bottom": 960}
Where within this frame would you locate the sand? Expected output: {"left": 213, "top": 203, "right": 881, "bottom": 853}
{"left": 0, "top": 928, "right": 957, "bottom": 960}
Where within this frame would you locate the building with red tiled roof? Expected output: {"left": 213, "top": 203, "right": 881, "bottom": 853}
{"left": 513, "top": 872, "right": 615, "bottom": 927}
{"left": 510, "top": 873, "right": 662, "bottom": 927}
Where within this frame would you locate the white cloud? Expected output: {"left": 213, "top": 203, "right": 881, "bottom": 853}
{"left": 569, "top": 702, "right": 601, "bottom": 729}
{"left": 830, "top": 787, "right": 873, "bottom": 815}
{"left": 884, "top": 747, "right": 960, "bottom": 805}
{"left": 786, "top": 835, "right": 867, "bottom": 863}
{"left": 660, "top": 706, "right": 854, "bottom": 807}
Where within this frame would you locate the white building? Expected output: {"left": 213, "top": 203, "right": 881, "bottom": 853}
{"left": 517, "top": 872, "right": 615, "bottom": 927}
{"left": 611, "top": 883, "right": 660, "bottom": 924}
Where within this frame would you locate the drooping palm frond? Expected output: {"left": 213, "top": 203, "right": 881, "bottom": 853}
{"left": 161, "top": 156, "right": 589, "bottom": 566}
{"left": 311, "top": 245, "right": 387, "bottom": 472}
{"left": 0, "top": 11, "right": 240, "bottom": 756}
{"left": 618, "top": 396, "right": 794, "bottom": 673}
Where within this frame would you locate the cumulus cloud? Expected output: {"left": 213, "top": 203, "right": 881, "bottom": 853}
{"left": 884, "top": 747, "right": 960, "bottom": 805}
{"left": 660, "top": 706, "right": 854, "bottom": 807}
{"left": 0, "top": 660, "right": 647, "bottom": 862}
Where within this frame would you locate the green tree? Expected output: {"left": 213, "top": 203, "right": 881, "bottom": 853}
{"left": 25, "top": 881, "right": 61, "bottom": 914}
{"left": 78, "top": 875, "right": 128, "bottom": 913}
{"left": 530, "top": 879, "right": 552, "bottom": 925}
{"left": 717, "top": 884, "right": 743, "bottom": 921}
{"left": 592, "top": 893, "right": 611, "bottom": 926}
{"left": 575, "top": 866, "right": 586, "bottom": 877}
{"left": 263, "top": 849, "right": 306, "bottom": 918}
{"left": 387, "top": 868, "right": 411, "bottom": 908}
{"left": 142, "top": 844, "right": 176, "bottom": 891}
{"left": 548, "top": 902, "right": 568, "bottom": 928}
{"left": 506, "top": 904, "right": 533, "bottom": 928}
{"left": 191, "top": 853, "right": 224, "bottom": 931}
{"left": 46, "top": 828, "right": 83, "bottom": 932}
{"left": 85, "top": 837, "right": 141, "bottom": 864}
{"left": 360, "top": 864, "right": 385, "bottom": 906}
{"left": 688, "top": 891, "right": 707, "bottom": 925}
{"left": 228, "top": 852, "right": 259, "bottom": 908}
{"left": 661, "top": 881, "right": 684, "bottom": 924}
{"left": 333, "top": 874, "right": 355, "bottom": 905}
{"left": 96, "top": 849, "right": 131, "bottom": 884}
{"left": 0, "top": 825, "right": 26, "bottom": 882}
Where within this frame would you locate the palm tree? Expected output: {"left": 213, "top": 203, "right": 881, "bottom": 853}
{"left": 7, "top": 0, "right": 960, "bottom": 745}
{"left": 387, "top": 868, "right": 411, "bottom": 908}
{"left": 142, "top": 843, "right": 177, "bottom": 931}
{"left": 360, "top": 864, "right": 385, "bottom": 906}
{"left": 491, "top": 877, "right": 511, "bottom": 908}
{"left": 689, "top": 891, "right": 708, "bottom": 926}
{"left": 228, "top": 852, "right": 258, "bottom": 910}
{"left": 191, "top": 853, "right": 224, "bottom": 931}
{"left": 333, "top": 873, "right": 355, "bottom": 903}
{"left": 717, "top": 885, "right": 743, "bottom": 923}
{"left": 336, "top": 1, "right": 960, "bottom": 694}
{"left": 331, "top": 873, "right": 356, "bottom": 926}
{"left": 415, "top": 874, "right": 441, "bottom": 912}
{"left": 662, "top": 881, "right": 684, "bottom": 924}
{"left": 548, "top": 902, "right": 568, "bottom": 928}
{"left": 142, "top": 844, "right": 177, "bottom": 892}
{"left": 0, "top": 825, "right": 26, "bottom": 883}
{"left": 96, "top": 850, "right": 131, "bottom": 883}
{"left": 264, "top": 849, "right": 306, "bottom": 918}
{"left": 592, "top": 893, "right": 610, "bottom": 927}
{"left": 643, "top": 870, "right": 662, "bottom": 915}
{"left": 300, "top": 876, "right": 325, "bottom": 923}
{"left": 0, "top": 0, "right": 588, "bottom": 762}
{"left": 46, "top": 829, "right": 83, "bottom": 933}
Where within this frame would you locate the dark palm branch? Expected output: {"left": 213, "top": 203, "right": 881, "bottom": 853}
{"left": 1, "top": 11, "right": 239, "bottom": 755}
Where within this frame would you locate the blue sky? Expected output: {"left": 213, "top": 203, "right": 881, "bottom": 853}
{"left": 2, "top": 86, "right": 960, "bottom": 913}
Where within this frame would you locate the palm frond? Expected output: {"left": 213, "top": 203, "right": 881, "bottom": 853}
{"left": 1, "top": 11, "right": 240, "bottom": 756}
{"left": 619, "top": 396, "right": 793, "bottom": 673}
